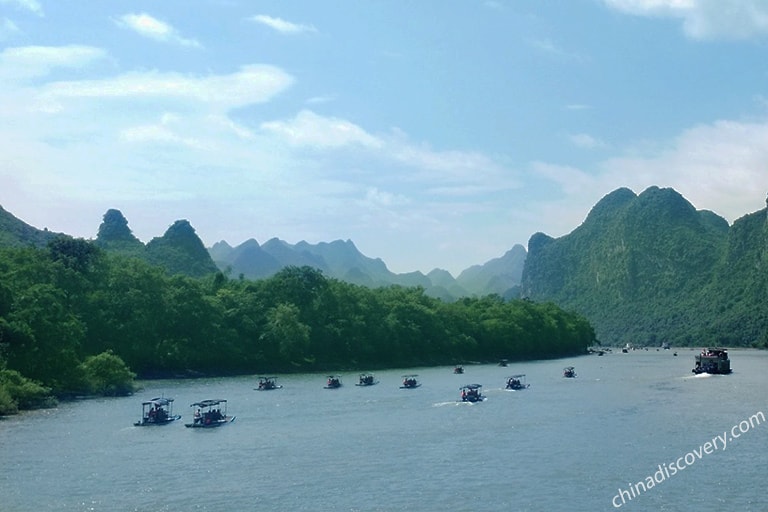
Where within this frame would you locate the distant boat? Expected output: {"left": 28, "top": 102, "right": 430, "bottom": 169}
{"left": 134, "top": 397, "right": 181, "bottom": 426}
{"left": 324, "top": 375, "right": 343, "bottom": 389}
{"left": 498, "top": 359, "right": 509, "bottom": 367}
{"left": 692, "top": 348, "right": 732, "bottom": 375}
{"left": 453, "top": 365, "right": 464, "bottom": 374}
{"left": 505, "top": 374, "right": 530, "bottom": 390}
{"left": 459, "top": 384, "right": 485, "bottom": 402}
{"left": 255, "top": 376, "right": 282, "bottom": 391}
{"left": 185, "top": 399, "right": 235, "bottom": 428}
{"left": 400, "top": 374, "right": 421, "bottom": 389}
{"left": 563, "top": 366, "right": 577, "bottom": 378}
{"left": 355, "top": 373, "right": 378, "bottom": 386}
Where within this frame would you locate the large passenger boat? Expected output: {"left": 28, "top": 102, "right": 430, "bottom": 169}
{"left": 692, "top": 348, "right": 732, "bottom": 375}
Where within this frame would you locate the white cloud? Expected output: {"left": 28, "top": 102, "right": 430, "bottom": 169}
{"left": 0, "top": 17, "right": 20, "bottom": 40}
{"left": 261, "top": 110, "right": 382, "bottom": 149}
{"left": 527, "top": 38, "right": 587, "bottom": 62}
{"left": 391, "top": 143, "right": 518, "bottom": 191}
{"left": 118, "top": 13, "right": 202, "bottom": 48}
{"left": 532, "top": 161, "right": 597, "bottom": 196}
{"left": 600, "top": 119, "right": 768, "bottom": 219}
{"left": 0, "top": 45, "right": 106, "bottom": 82}
{"left": 250, "top": 15, "right": 317, "bottom": 34}
{"left": 568, "top": 133, "right": 608, "bottom": 149}
{"left": 120, "top": 114, "right": 206, "bottom": 149}
{"left": 536, "top": 118, "right": 768, "bottom": 229}
{"left": 36, "top": 64, "right": 293, "bottom": 112}
{"left": 603, "top": 0, "right": 768, "bottom": 40}
{"left": 364, "top": 187, "right": 410, "bottom": 208}
{"left": 0, "top": 0, "right": 42, "bottom": 16}
{"left": 306, "top": 95, "right": 335, "bottom": 105}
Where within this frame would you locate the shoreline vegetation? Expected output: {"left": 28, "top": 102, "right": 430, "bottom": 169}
{"left": 0, "top": 241, "right": 595, "bottom": 415}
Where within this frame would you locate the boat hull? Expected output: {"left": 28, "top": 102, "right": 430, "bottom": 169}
{"left": 134, "top": 415, "right": 181, "bottom": 426}
{"left": 185, "top": 416, "right": 236, "bottom": 428}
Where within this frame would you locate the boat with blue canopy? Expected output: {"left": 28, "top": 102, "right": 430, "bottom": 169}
{"left": 400, "top": 375, "right": 421, "bottom": 389}
{"left": 324, "top": 375, "right": 342, "bottom": 389}
{"left": 185, "top": 399, "right": 235, "bottom": 428}
{"left": 459, "top": 384, "right": 485, "bottom": 402}
{"left": 505, "top": 374, "right": 530, "bottom": 390}
{"left": 134, "top": 397, "right": 181, "bottom": 426}
{"left": 255, "top": 376, "right": 282, "bottom": 390}
{"left": 356, "top": 373, "right": 378, "bottom": 386}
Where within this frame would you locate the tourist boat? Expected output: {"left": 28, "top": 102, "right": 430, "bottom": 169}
{"left": 453, "top": 365, "right": 464, "bottom": 374}
{"left": 498, "top": 359, "right": 509, "bottom": 367}
{"left": 400, "top": 374, "right": 421, "bottom": 388}
{"left": 355, "top": 373, "right": 378, "bottom": 386}
{"left": 692, "top": 348, "right": 732, "bottom": 375}
{"left": 459, "top": 384, "right": 485, "bottom": 402}
{"left": 134, "top": 397, "right": 181, "bottom": 426}
{"left": 563, "top": 366, "right": 577, "bottom": 378}
{"left": 505, "top": 374, "right": 530, "bottom": 390}
{"left": 185, "top": 399, "right": 235, "bottom": 428}
{"left": 255, "top": 376, "right": 282, "bottom": 391}
{"left": 324, "top": 375, "right": 342, "bottom": 389}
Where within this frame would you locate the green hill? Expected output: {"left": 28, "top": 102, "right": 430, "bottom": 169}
{"left": 521, "top": 186, "right": 739, "bottom": 346}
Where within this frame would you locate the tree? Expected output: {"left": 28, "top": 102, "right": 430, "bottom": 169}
{"left": 79, "top": 351, "right": 135, "bottom": 396}
{"left": 260, "top": 303, "right": 311, "bottom": 367}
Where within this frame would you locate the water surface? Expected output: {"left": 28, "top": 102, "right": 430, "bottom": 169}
{"left": 1, "top": 349, "right": 766, "bottom": 511}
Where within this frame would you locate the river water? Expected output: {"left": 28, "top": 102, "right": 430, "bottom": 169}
{"left": 1, "top": 349, "right": 766, "bottom": 512}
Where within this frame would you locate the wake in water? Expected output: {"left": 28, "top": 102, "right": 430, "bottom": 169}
{"left": 681, "top": 373, "right": 714, "bottom": 380}
{"left": 432, "top": 400, "right": 479, "bottom": 407}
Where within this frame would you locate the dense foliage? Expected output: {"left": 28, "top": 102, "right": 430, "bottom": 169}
{"left": 522, "top": 187, "right": 768, "bottom": 348}
{"left": 0, "top": 239, "right": 595, "bottom": 413}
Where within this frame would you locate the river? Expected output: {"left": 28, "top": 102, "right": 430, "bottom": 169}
{"left": 1, "top": 349, "right": 766, "bottom": 511}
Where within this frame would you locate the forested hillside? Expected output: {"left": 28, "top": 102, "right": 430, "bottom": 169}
{"left": 522, "top": 186, "right": 768, "bottom": 348}
{"left": 0, "top": 239, "right": 595, "bottom": 414}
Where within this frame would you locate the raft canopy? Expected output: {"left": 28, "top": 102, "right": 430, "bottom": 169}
{"left": 190, "top": 399, "right": 227, "bottom": 408}
{"left": 142, "top": 397, "right": 173, "bottom": 407}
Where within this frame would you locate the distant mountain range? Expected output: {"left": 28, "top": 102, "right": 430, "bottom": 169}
{"left": 3, "top": 185, "right": 767, "bottom": 347}
{"left": 0, "top": 206, "right": 526, "bottom": 299}
{"left": 209, "top": 237, "right": 526, "bottom": 300}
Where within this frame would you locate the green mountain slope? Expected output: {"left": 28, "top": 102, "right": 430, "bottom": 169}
{"left": 145, "top": 220, "right": 219, "bottom": 278}
{"left": 521, "top": 186, "right": 732, "bottom": 346}
{"left": 0, "top": 205, "right": 63, "bottom": 247}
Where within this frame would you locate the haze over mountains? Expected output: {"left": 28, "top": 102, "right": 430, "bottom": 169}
{"left": 2, "top": 184, "right": 767, "bottom": 347}
{"left": 0, "top": 205, "right": 526, "bottom": 300}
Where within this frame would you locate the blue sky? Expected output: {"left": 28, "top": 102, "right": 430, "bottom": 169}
{"left": 2, "top": 0, "right": 768, "bottom": 275}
